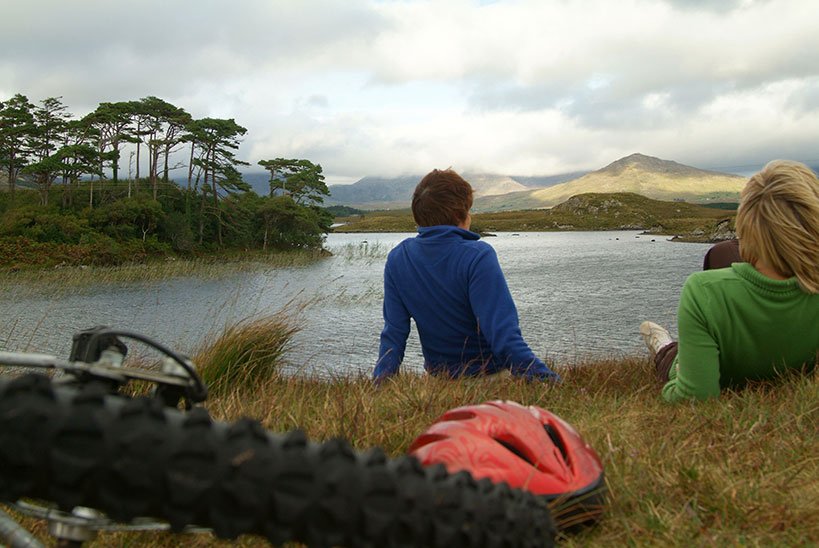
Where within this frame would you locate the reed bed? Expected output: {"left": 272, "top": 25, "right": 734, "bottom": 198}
{"left": 0, "top": 250, "right": 329, "bottom": 290}
{"left": 331, "top": 240, "right": 392, "bottom": 262}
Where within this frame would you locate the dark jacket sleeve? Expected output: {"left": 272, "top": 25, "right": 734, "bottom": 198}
{"left": 374, "top": 260, "right": 410, "bottom": 381}
{"left": 468, "top": 246, "right": 560, "bottom": 381}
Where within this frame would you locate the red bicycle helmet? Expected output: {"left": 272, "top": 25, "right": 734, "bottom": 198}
{"left": 408, "top": 400, "right": 606, "bottom": 527}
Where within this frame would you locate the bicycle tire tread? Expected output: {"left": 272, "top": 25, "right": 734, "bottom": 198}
{"left": 0, "top": 374, "right": 555, "bottom": 547}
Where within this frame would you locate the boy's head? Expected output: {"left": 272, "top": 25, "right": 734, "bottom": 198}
{"left": 412, "top": 169, "right": 474, "bottom": 227}
{"left": 736, "top": 160, "right": 819, "bottom": 293}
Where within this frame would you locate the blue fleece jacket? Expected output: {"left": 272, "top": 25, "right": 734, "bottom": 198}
{"left": 375, "top": 225, "right": 559, "bottom": 382}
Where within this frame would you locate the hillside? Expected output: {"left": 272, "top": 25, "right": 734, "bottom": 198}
{"left": 239, "top": 154, "right": 747, "bottom": 212}
{"left": 325, "top": 172, "right": 531, "bottom": 210}
{"left": 334, "top": 191, "right": 735, "bottom": 241}
{"left": 473, "top": 153, "right": 746, "bottom": 212}
{"left": 324, "top": 170, "right": 583, "bottom": 209}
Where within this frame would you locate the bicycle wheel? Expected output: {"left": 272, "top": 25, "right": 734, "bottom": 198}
{"left": 0, "top": 374, "right": 556, "bottom": 547}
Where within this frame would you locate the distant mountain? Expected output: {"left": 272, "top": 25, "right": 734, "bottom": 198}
{"left": 325, "top": 173, "right": 532, "bottom": 210}
{"left": 461, "top": 172, "right": 529, "bottom": 197}
{"left": 0, "top": 173, "right": 37, "bottom": 191}
{"left": 241, "top": 171, "right": 272, "bottom": 195}
{"left": 325, "top": 170, "right": 585, "bottom": 209}
{"left": 325, "top": 175, "right": 418, "bottom": 209}
{"left": 473, "top": 153, "right": 746, "bottom": 212}
{"left": 194, "top": 154, "right": 777, "bottom": 211}
{"left": 512, "top": 172, "right": 589, "bottom": 188}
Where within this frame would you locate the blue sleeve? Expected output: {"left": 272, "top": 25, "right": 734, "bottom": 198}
{"left": 374, "top": 261, "right": 410, "bottom": 381}
{"left": 468, "top": 247, "right": 560, "bottom": 382}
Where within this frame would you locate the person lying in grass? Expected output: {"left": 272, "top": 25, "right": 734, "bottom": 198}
{"left": 374, "top": 168, "right": 560, "bottom": 384}
{"left": 641, "top": 160, "right": 819, "bottom": 402}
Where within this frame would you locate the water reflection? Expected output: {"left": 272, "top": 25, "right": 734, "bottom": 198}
{"left": 0, "top": 231, "right": 711, "bottom": 377}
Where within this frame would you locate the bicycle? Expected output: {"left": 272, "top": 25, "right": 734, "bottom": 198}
{"left": 0, "top": 327, "right": 557, "bottom": 547}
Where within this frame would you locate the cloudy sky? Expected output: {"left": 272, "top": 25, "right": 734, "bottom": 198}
{"left": 2, "top": 0, "right": 818, "bottom": 183}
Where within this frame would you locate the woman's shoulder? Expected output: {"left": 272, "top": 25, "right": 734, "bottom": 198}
{"left": 684, "top": 266, "right": 741, "bottom": 287}
{"left": 685, "top": 262, "right": 809, "bottom": 301}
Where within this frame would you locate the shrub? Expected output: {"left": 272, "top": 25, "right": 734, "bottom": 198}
{"left": 159, "top": 211, "right": 195, "bottom": 252}
{"left": 78, "top": 232, "right": 123, "bottom": 264}
{"left": 0, "top": 207, "right": 91, "bottom": 244}
{"left": 140, "top": 235, "right": 173, "bottom": 256}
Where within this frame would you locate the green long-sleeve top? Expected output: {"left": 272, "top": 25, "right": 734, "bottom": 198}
{"left": 663, "top": 262, "right": 819, "bottom": 403}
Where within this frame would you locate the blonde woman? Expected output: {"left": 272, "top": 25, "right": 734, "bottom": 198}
{"left": 641, "top": 160, "right": 819, "bottom": 402}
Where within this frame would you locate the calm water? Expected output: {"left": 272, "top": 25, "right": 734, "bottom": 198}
{"left": 0, "top": 231, "right": 712, "bottom": 377}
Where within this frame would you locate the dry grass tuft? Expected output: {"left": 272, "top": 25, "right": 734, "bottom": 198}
{"left": 194, "top": 310, "right": 302, "bottom": 395}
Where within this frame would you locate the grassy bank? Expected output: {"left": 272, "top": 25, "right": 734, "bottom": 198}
{"left": 13, "top": 365, "right": 815, "bottom": 546}
{"left": 198, "top": 362, "right": 818, "bottom": 547}
{"left": 6, "top": 316, "right": 817, "bottom": 546}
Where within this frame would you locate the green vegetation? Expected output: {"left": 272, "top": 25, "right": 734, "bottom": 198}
{"left": 701, "top": 202, "right": 740, "bottom": 211}
{"left": 0, "top": 94, "right": 334, "bottom": 270}
{"left": 334, "top": 193, "right": 735, "bottom": 240}
{"left": 325, "top": 204, "right": 364, "bottom": 217}
{"left": 333, "top": 208, "right": 416, "bottom": 232}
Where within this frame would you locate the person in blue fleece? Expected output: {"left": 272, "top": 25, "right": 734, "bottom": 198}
{"left": 374, "top": 168, "right": 560, "bottom": 383}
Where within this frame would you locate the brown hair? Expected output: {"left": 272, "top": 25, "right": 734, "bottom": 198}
{"left": 736, "top": 160, "right": 819, "bottom": 293}
{"left": 411, "top": 169, "right": 474, "bottom": 227}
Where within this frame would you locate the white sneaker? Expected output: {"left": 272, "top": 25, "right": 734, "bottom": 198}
{"left": 640, "top": 321, "right": 673, "bottom": 357}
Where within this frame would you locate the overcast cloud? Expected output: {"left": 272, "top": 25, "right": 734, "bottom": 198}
{"left": 1, "top": 0, "right": 817, "bottom": 183}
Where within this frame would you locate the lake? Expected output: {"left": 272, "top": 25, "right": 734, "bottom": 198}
{"left": 0, "top": 231, "right": 712, "bottom": 377}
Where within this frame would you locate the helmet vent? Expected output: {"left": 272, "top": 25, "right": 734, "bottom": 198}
{"left": 543, "top": 424, "right": 569, "bottom": 463}
{"left": 496, "top": 437, "right": 535, "bottom": 465}
{"left": 443, "top": 410, "right": 476, "bottom": 421}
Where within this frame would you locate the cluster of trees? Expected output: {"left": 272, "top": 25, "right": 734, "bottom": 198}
{"left": 0, "top": 94, "right": 333, "bottom": 265}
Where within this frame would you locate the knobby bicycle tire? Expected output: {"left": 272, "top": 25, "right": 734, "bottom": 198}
{"left": 0, "top": 374, "right": 556, "bottom": 547}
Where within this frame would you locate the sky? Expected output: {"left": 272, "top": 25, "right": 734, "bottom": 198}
{"left": 1, "top": 0, "right": 818, "bottom": 184}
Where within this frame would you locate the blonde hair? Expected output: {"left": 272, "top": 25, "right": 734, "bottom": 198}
{"left": 735, "top": 160, "right": 819, "bottom": 293}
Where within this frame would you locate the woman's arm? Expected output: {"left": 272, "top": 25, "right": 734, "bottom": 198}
{"left": 662, "top": 275, "right": 721, "bottom": 402}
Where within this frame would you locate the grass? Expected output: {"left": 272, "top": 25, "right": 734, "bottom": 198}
{"left": 205, "top": 361, "right": 817, "bottom": 547}
{"left": 5, "top": 322, "right": 818, "bottom": 546}
{"left": 333, "top": 209, "right": 416, "bottom": 233}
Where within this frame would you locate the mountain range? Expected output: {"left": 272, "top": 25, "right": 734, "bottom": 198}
{"left": 322, "top": 170, "right": 585, "bottom": 210}
{"left": 324, "top": 153, "right": 748, "bottom": 212}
